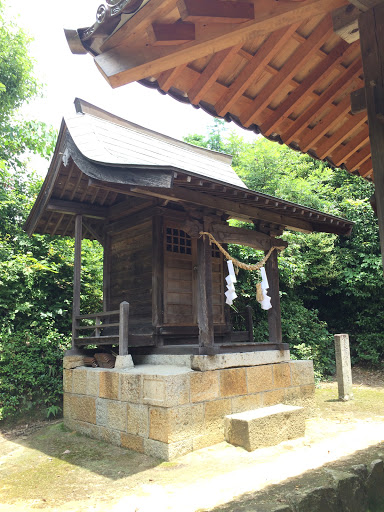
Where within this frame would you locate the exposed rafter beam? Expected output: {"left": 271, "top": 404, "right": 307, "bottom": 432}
{"left": 157, "top": 64, "right": 187, "bottom": 91}
{"left": 282, "top": 58, "right": 362, "bottom": 144}
{"left": 240, "top": 16, "right": 334, "bottom": 127}
{"left": 46, "top": 199, "right": 108, "bottom": 219}
{"left": 359, "top": 158, "right": 373, "bottom": 178}
{"left": 330, "top": 125, "right": 369, "bottom": 166}
{"left": 261, "top": 40, "right": 349, "bottom": 136}
{"left": 345, "top": 143, "right": 371, "bottom": 171}
{"left": 129, "top": 186, "right": 315, "bottom": 232}
{"left": 316, "top": 112, "right": 367, "bottom": 159}
{"left": 188, "top": 44, "right": 242, "bottom": 105}
{"left": 95, "top": 0, "right": 348, "bottom": 88}
{"left": 82, "top": 218, "right": 104, "bottom": 245}
{"left": 215, "top": 24, "right": 299, "bottom": 117}
{"left": 300, "top": 96, "right": 352, "bottom": 152}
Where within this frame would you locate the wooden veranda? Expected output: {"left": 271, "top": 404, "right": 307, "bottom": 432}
{"left": 65, "top": 0, "right": 384, "bottom": 270}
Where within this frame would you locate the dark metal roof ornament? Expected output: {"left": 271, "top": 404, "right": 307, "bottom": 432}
{"left": 65, "top": 0, "right": 145, "bottom": 55}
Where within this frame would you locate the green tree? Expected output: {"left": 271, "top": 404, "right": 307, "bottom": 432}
{"left": 0, "top": 1, "right": 56, "bottom": 170}
{"left": 0, "top": 2, "right": 103, "bottom": 421}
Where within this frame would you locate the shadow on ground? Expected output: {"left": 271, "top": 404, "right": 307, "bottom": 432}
{"left": 200, "top": 441, "right": 384, "bottom": 512}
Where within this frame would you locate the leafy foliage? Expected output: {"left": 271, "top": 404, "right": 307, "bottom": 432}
{"left": 0, "top": 1, "right": 56, "bottom": 172}
{"left": 0, "top": 2, "right": 103, "bottom": 422}
{"left": 185, "top": 123, "right": 384, "bottom": 374}
{"left": 0, "top": 161, "right": 104, "bottom": 422}
{"left": 0, "top": 1, "right": 39, "bottom": 122}
{"left": 0, "top": 327, "right": 70, "bottom": 421}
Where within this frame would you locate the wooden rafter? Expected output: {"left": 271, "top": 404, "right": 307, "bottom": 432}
{"left": 188, "top": 44, "right": 242, "bottom": 105}
{"left": 94, "top": 0, "right": 347, "bottom": 88}
{"left": 316, "top": 113, "right": 367, "bottom": 160}
{"left": 51, "top": 213, "right": 65, "bottom": 236}
{"left": 157, "top": 64, "right": 187, "bottom": 91}
{"left": 276, "top": 57, "right": 362, "bottom": 144}
{"left": 345, "top": 143, "right": 371, "bottom": 171}
{"left": 215, "top": 24, "right": 299, "bottom": 117}
{"left": 260, "top": 39, "right": 349, "bottom": 136}
{"left": 300, "top": 95, "right": 352, "bottom": 152}
{"left": 240, "top": 16, "right": 334, "bottom": 127}
{"left": 358, "top": 158, "right": 373, "bottom": 178}
{"left": 331, "top": 126, "right": 369, "bottom": 166}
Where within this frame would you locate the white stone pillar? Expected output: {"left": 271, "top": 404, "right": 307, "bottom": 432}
{"left": 334, "top": 333, "right": 353, "bottom": 401}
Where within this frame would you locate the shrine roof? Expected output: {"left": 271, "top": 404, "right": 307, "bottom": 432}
{"left": 24, "top": 99, "right": 354, "bottom": 239}
{"left": 65, "top": 98, "right": 247, "bottom": 189}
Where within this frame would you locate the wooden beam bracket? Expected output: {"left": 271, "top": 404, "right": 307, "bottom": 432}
{"left": 148, "top": 22, "right": 195, "bottom": 46}
{"left": 332, "top": 4, "right": 361, "bottom": 43}
{"left": 354, "top": 84, "right": 384, "bottom": 122}
{"left": 177, "top": 0, "right": 254, "bottom": 24}
{"left": 351, "top": 87, "right": 366, "bottom": 114}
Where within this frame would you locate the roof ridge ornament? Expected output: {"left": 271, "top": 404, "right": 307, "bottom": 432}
{"left": 66, "top": 0, "right": 145, "bottom": 55}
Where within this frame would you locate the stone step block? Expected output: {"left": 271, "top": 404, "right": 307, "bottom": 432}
{"left": 224, "top": 403, "right": 305, "bottom": 451}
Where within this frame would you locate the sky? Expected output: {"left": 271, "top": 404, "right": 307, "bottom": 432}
{"left": 9, "top": 0, "right": 256, "bottom": 172}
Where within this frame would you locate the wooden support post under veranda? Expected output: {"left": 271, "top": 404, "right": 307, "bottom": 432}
{"left": 265, "top": 248, "right": 282, "bottom": 344}
{"left": 197, "top": 233, "right": 215, "bottom": 354}
{"left": 359, "top": 4, "right": 384, "bottom": 275}
{"left": 71, "top": 214, "right": 82, "bottom": 349}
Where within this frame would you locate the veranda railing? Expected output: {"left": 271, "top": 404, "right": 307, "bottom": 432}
{"left": 73, "top": 301, "right": 129, "bottom": 356}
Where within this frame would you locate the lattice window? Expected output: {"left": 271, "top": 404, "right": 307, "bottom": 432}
{"left": 212, "top": 246, "right": 221, "bottom": 258}
{"left": 165, "top": 227, "right": 192, "bottom": 255}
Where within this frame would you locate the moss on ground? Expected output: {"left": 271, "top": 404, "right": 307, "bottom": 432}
{"left": 314, "top": 385, "right": 384, "bottom": 421}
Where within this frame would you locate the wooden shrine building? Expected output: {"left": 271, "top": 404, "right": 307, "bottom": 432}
{"left": 25, "top": 99, "right": 353, "bottom": 357}
{"left": 64, "top": 0, "right": 384, "bottom": 272}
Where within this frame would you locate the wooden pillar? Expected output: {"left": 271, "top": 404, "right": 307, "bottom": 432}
{"left": 265, "top": 249, "right": 282, "bottom": 343}
{"left": 71, "top": 215, "right": 82, "bottom": 349}
{"left": 152, "top": 215, "right": 164, "bottom": 345}
{"left": 245, "top": 305, "right": 254, "bottom": 343}
{"left": 119, "top": 301, "right": 129, "bottom": 356}
{"left": 359, "top": 5, "right": 384, "bottom": 273}
{"left": 103, "top": 232, "right": 111, "bottom": 312}
{"left": 197, "top": 234, "right": 214, "bottom": 353}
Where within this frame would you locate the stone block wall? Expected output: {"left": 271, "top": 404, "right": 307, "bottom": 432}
{"left": 63, "top": 360, "right": 314, "bottom": 460}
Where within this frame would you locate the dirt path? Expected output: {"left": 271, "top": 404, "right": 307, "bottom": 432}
{"left": 1, "top": 368, "right": 384, "bottom": 512}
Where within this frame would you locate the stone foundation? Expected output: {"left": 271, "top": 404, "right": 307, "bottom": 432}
{"left": 63, "top": 358, "right": 314, "bottom": 460}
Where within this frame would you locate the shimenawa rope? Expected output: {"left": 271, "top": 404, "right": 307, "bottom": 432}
{"left": 199, "top": 231, "right": 285, "bottom": 271}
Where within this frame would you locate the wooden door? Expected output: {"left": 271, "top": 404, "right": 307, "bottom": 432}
{"left": 163, "top": 223, "right": 224, "bottom": 325}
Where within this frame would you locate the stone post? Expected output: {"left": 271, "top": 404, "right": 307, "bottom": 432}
{"left": 334, "top": 334, "right": 353, "bottom": 401}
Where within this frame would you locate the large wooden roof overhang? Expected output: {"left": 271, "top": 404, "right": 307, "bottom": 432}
{"left": 24, "top": 100, "right": 353, "bottom": 240}
{"left": 66, "top": 0, "right": 373, "bottom": 179}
